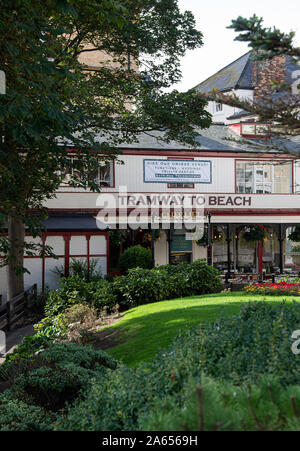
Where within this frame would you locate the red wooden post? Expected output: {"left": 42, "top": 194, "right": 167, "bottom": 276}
{"left": 63, "top": 233, "right": 71, "bottom": 277}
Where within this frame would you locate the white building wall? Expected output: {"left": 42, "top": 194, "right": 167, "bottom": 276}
{"left": 154, "top": 231, "right": 168, "bottom": 266}
{"left": 208, "top": 89, "right": 254, "bottom": 125}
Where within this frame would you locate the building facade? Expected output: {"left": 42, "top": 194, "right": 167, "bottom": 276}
{"left": 1, "top": 53, "right": 300, "bottom": 299}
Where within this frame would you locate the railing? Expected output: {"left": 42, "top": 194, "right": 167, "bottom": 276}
{"left": 0, "top": 284, "right": 37, "bottom": 331}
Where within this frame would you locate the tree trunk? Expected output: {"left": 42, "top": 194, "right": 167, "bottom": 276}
{"left": 7, "top": 215, "right": 25, "bottom": 301}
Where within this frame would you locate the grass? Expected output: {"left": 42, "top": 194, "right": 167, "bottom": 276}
{"left": 106, "top": 292, "right": 300, "bottom": 366}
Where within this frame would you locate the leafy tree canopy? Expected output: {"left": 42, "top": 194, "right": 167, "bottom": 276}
{"left": 0, "top": 0, "right": 211, "bottom": 268}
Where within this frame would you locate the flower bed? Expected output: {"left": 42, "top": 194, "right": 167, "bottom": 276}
{"left": 244, "top": 281, "right": 300, "bottom": 295}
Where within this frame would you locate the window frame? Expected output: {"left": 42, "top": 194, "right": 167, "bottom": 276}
{"left": 235, "top": 159, "right": 294, "bottom": 195}
{"left": 59, "top": 156, "right": 115, "bottom": 189}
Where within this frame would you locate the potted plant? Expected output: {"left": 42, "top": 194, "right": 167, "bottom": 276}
{"left": 243, "top": 225, "right": 266, "bottom": 242}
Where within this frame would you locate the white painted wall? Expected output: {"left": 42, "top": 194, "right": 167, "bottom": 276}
{"left": 192, "top": 242, "right": 207, "bottom": 261}
{"left": 154, "top": 231, "right": 168, "bottom": 266}
{"left": 208, "top": 89, "right": 254, "bottom": 125}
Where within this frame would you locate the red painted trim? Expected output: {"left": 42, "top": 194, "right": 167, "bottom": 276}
{"left": 119, "top": 149, "right": 296, "bottom": 159}
{"left": 258, "top": 241, "right": 263, "bottom": 274}
{"left": 86, "top": 234, "right": 91, "bottom": 276}
{"left": 63, "top": 234, "right": 71, "bottom": 277}
{"left": 42, "top": 234, "right": 46, "bottom": 293}
{"left": 106, "top": 231, "right": 110, "bottom": 273}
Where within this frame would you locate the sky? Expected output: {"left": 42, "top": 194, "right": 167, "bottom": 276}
{"left": 174, "top": 0, "right": 300, "bottom": 92}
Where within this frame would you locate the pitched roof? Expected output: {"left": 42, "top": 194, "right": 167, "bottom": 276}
{"left": 193, "top": 52, "right": 253, "bottom": 93}
{"left": 116, "top": 125, "right": 298, "bottom": 155}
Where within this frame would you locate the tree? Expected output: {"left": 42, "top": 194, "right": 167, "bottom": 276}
{"left": 195, "top": 15, "right": 300, "bottom": 143}
{"left": 0, "top": 0, "right": 211, "bottom": 298}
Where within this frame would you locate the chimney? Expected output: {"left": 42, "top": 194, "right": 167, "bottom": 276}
{"left": 252, "top": 54, "right": 286, "bottom": 101}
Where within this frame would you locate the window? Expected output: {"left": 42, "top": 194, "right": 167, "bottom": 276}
{"left": 60, "top": 158, "right": 114, "bottom": 187}
{"left": 236, "top": 161, "right": 292, "bottom": 194}
{"left": 215, "top": 102, "right": 223, "bottom": 112}
{"left": 241, "top": 123, "right": 270, "bottom": 138}
{"left": 168, "top": 183, "right": 194, "bottom": 188}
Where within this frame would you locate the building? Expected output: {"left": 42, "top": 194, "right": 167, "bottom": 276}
{"left": 1, "top": 52, "right": 300, "bottom": 298}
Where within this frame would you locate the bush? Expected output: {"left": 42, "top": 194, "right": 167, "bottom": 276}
{"left": 45, "top": 275, "right": 117, "bottom": 318}
{"left": 140, "top": 376, "right": 300, "bottom": 431}
{"left": 53, "top": 258, "right": 102, "bottom": 282}
{"left": 1, "top": 342, "right": 117, "bottom": 417}
{"left": 118, "top": 245, "right": 152, "bottom": 274}
{"left": 57, "top": 302, "right": 300, "bottom": 431}
{"left": 113, "top": 259, "right": 222, "bottom": 309}
{"left": 0, "top": 392, "right": 55, "bottom": 431}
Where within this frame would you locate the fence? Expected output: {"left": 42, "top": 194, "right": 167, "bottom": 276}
{"left": 0, "top": 284, "right": 37, "bottom": 331}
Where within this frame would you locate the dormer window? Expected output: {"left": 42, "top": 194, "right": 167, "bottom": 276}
{"left": 241, "top": 123, "right": 270, "bottom": 138}
{"left": 215, "top": 102, "right": 223, "bottom": 112}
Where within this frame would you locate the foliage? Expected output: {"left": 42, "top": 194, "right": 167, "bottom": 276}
{"left": 114, "top": 259, "right": 222, "bottom": 309}
{"left": 0, "top": 392, "right": 56, "bottom": 431}
{"left": 33, "top": 314, "right": 69, "bottom": 340}
{"left": 244, "top": 281, "right": 300, "bottom": 296}
{"left": 64, "top": 304, "right": 100, "bottom": 344}
{"left": 64, "top": 304, "right": 98, "bottom": 326}
{"left": 0, "top": 0, "right": 211, "bottom": 275}
{"left": 288, "top": 226, "right": 300, "bottom": 242}
{"left": 53, "top": 258, "right": 102, "bottom": 282}
{"left": 228, "top": 14, "right": 300, "bottom": 59}
{"left": 2, "top": 334, "right": 53, "bottom": 367}
{"left": 45, "top": 275, "right": 117, "bottom": 318}
{"left": 140, "top": 375, "right": 300, "bottom": 431}
{"left": 198, "top": 15, "right": 300, "bottom": 138}
{"left": 118, "top": 245, "right": 152, "bottom": 274}
{"left": 1, "top": 342, "right": 117, "bottom": 419}
{"left": 109, "top": 230, "right": 126, "bottom": 247}
{"left": 243, "top": 225, "right": 266, "bottom": 242}
{"left": 57, "top": 302, "right": 300, "bottom": 431}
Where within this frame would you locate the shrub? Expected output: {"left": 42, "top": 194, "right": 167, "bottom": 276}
{"left": 1, "top": 342, "right": 117, "bottom": 417}
{"left": 0, "top": 392, "right": 55, "bottom": 431}
{"left": 118, "top": 245, "right": 152, "bottom": 274}
{"left": 2, "top": 334, "right": 52, "bottom": 367}
{"left": 140, "top": 376, "right": 300, "bottom": 431}
{"left": 45, "top": 275, "right": 117, "bottom": 318}
{"left": 64, "top": 304, "right": 98, "bottom": 325}
{"left": 53, "top": 258, "right": 102, "bottom": 281}
{"left": 113, "top": 259, "right": 222, "bottom": 309}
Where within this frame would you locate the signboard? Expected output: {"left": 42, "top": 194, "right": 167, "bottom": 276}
{"left": 171, "top": 235, "right": 192, "bottom": 253}
{"left": 143, "top": 159, "right": 212, "bottom": 184}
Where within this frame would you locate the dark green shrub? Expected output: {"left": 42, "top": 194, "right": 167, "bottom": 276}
{"left": 140, "top": 376, "right": 300, "bottom": 431}
{"left": 1, "top": 343, "right": 117, "bottom": 415}
{"left": 113, "top": 259, "right": 222, "bottom": 309}
{"left": 118, "top": 245, "right": 152, "bottom": 274}
{"left": 0, "top": 392, "right": 55, "bottom": 431}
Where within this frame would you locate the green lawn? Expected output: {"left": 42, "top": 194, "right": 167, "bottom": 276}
{"left": 106, "top": 292, "right": 300, "bottom": 366}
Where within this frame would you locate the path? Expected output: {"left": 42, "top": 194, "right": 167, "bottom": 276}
{"left": 0, "top": 324, "right": 35, "bottom": 364}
